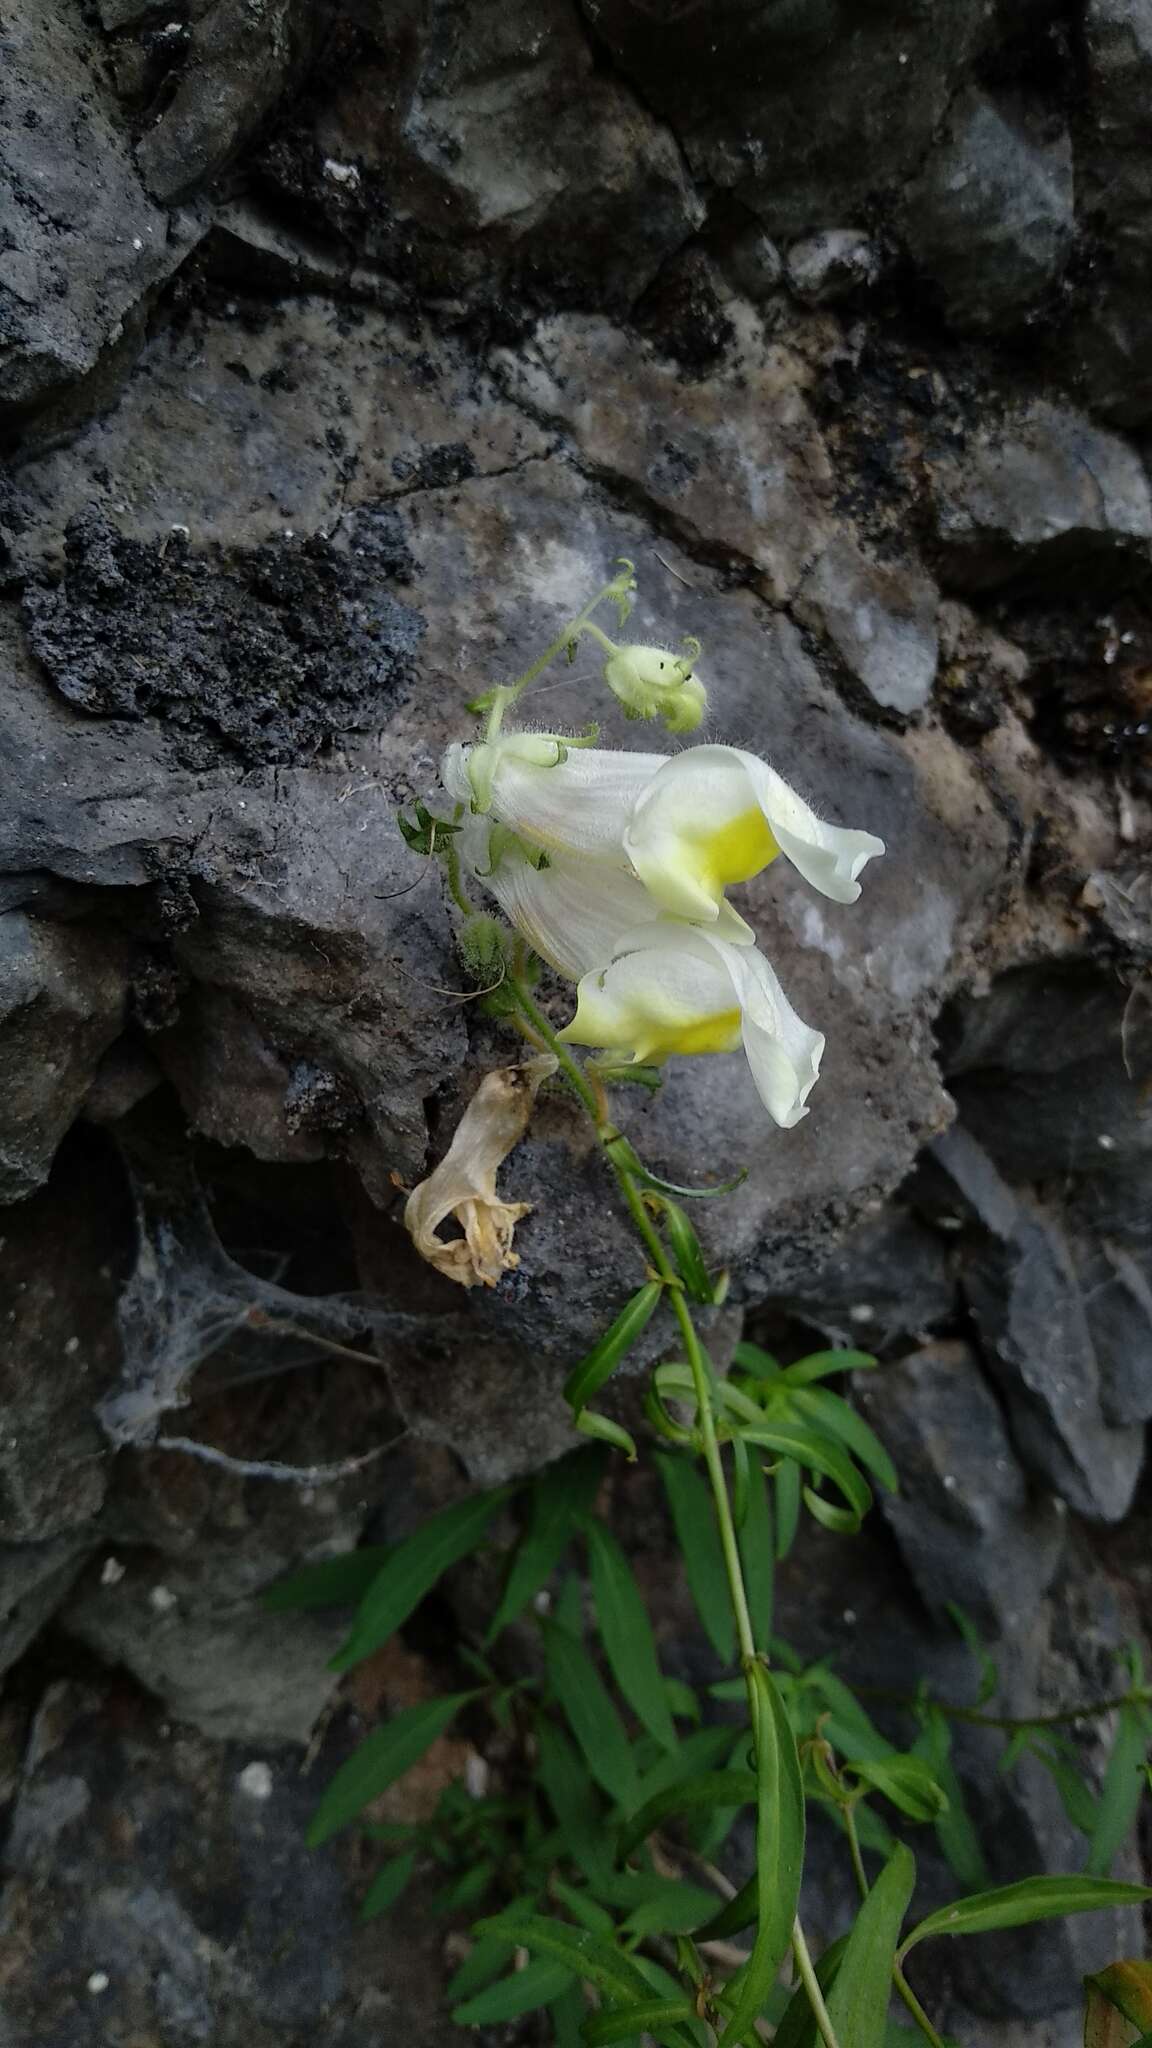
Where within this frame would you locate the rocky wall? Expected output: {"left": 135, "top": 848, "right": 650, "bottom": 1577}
{"left": 1, "top": 1, "right": 1151, "bottom": 2040}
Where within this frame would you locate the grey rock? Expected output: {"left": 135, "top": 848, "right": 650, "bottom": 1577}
{"left": 0, "top": 1677, "right": 466, "bottom": 2046}
{"left": 942, "top": 964, "right": 1152, "bottom": 1189}
{"left": 257, "top": 0, "right": 702, "bottom": 314}
{"left": 0, "top": 1139, "right": 127, "bottom": 1543}
{"left": 796, "top": 536, "right": 939, "bottom": 713}
{"left": 0, "top": 1536, "right": 92, "bottom": 1678}
{"left": 0, "top": 909, "right": 127, "bottom": 1202}
{"left": 1073, "top": 0, "right": 1152, "bottom": 422}
{"left": 929, "top": 401, "right": 1152, "bottom": 590}
{"left": 134, "top": 0, "right": 314, "bottom": 204}
{"left": 758, "top": 1206, "right": 957, "bottom": 1350}
{"left": 902, "top": 91, "right": 1074, "bottom": 331}
{"left": 930, "top": 1146, "right": 1148, "bottom": 1522}
{"left": 579, "top": 0, "right": 993, "bottom": 239}
{"left": 785, "top": 229, "right": 879, "bottom": 304}
{"left": 857, "top": 1340, "right": 1065, "bottom": 1637}
{"left": 1073, "top": 1241, "right": 1152, "bottom": 1424}
{"left": 0, "top": 0, "right": 204, "bottom": 425}
{"left": 720, "top": 226, "right": 784, "bottom": 302}
{"left": 61, "top": 1560, "right": 348, "bottom": 1743}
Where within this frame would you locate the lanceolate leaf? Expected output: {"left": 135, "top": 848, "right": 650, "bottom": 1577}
{"left": 898, "top": 1875, "right": 1152, "bottom": 1958}
{"left": 587, "top": 1517, "right": 677, "bottom": 1753}
{"left": 717, "top": 1665, "right": 805, "bottom": 2046}
{"left": 564, "top": 1281, "right": 663, "bottom": 1414}
{"left": 451, "top": 1954, "right": 574, "bottom": 2025}
{"left": 474, "top": 1913, "right": 700, "bottom": 2048}
{"left": 789, "top": 1386, "right": 898, "bottom": 1494}
{"left": 1086, "top": 1701, "right": 1151, "bottom": 1876}
{"left": 846, "top": 1757, "right": 948, "bottom": 1824}
{"left": 780, "top": 1349, "right": 877, "bottom": 1385}
{"left": 485, "top": 1447, "right": 606, "bottom": 1643}
{"left": 738, "top": 1452, "right": 774, "bottom": 1650}
{"left": 331, "top": 1489, "right": 510, "bottom": 1671}
{"left": 737, "top": 1422, "right": 871, "bottom": 1526}
{"left": 617, "top": 1769, "right": 758, "bottom": 1860}
{"left": 263, "top": 1546, "right": 394, "bottom": 1612}
{"left": 656, "top": 1454, "right": 735, "bottom": 1666}
{"left": 544, "top": 1620, "right": 637, "bottom": 1807}
{"left": 825, "top": 1844, "right": 916, "bottom": 2048}
{"left": 358, "top": 1850, "right": 416, "bottom": 1921}
{"left": 307, "top": 1692, "right": 476, "bottom": 1846}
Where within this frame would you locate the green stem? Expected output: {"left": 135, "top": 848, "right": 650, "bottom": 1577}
{"left": 855, "top": 1684, "right": 1151, "bottom": 1733}
{"left": 484, "top": 568, "right": 632, "bottom": 741}
{"left": 842, "top": 1802, "right": 869, "bottom": 1903}
{"left": 506, "top": 976, "right": 842, "bottom": 2048}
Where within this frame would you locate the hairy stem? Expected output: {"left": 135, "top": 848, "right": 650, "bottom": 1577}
{"left": 506, "top": 976, "right": 842, "bottom": 2048}
{"left": 484, "top": 567, "right": 632, "bottom": 740}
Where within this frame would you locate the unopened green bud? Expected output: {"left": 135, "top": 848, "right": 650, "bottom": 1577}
{"left": 459, "top": 913, "right": 507, "bottom": 984}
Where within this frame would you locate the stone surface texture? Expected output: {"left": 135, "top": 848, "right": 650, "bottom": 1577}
{"left": 1, "top": 0, "right": 1151, "bottom": 2038}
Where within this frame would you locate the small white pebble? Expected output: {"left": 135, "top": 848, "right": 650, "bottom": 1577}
{"left": 87, "top": 1972, "right": 110, "bottom": 1996}
{"left": 100, "top": 1556, "right": 125, "bottom": 1586}
{"left": 132, "top": 236, "right": 143, "bottom": 251}
{"left": 238, "top": 1761, "right": 273, "bottom": 1801}
{"left": 842, "top": 1607, "right": 857, "bottom": 1625}
{"left": 849, "top": 1304, "right": 875, "bottom": 1323}
{"left": 64, "top": 1336, "right": 80, "bottom": 1356}
{"left": 284, "top": 528, "right": 295, "bottom": 538}
{"left": 937, "top": 1213, "right": 964, "bottom": 1231}
{"left": 323, "top": 158, "right": 361, "bottom": 187}
{"left": 170, "top": 523, "right": 189, "bottom": 537}
{"left": 942, "top": 1473, "right": 958, "bottom": 1491}
{"left": 149, "top": 1584, "right": 177, "bottom": 1613}
{"left": 1097, "top": 1133, "right": 1117, "bottom": 1150}
{"left": 465, "top": 1752, "right": 489, "bottom": 1800}
{"left": 532, "top": 1588, "right": 552, "bottom": 1615}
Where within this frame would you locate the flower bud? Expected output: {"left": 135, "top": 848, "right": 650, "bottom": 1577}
{"left": 602, "top": 641, "right": 707, "bottom": 734}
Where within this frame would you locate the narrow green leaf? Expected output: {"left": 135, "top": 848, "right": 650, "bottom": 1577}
{"left": 452, "top": 1954, "right": 574, "bottom": 2025}
{"left": 307, "top": 1692, "right": 475, "bottom": 1846}
{"left": 486, "top": 1447, "right": 606, "bottom": 1643}
{"left": 432, "top": 1859, "right": 495, "bottom": 1912}
{"left": 913, "top": 1714, "right": 988, "bottom": 1890}
{"left": 587, "top": 1518, "right": 677, "bottom": 1754}
{"left": 732, "top": 1339, "right": 783, "bottom": 1380}
{"left": 628, "top": 1725, "right": 737, "bottom": 1814}
{"left": 263, "top": 1545, "right": 393, "bottom": 1612}
{"left": 846, "top": 1757, "right": 949, "bottom": 1824}
{"left": 584, "top": 2000, "right": 698, "bottom": 2046}
{"left": 946, "top": 1603, "right": 999, "bottom": 1705}
{"left": 826, "top": 1844, "right": 916, "bottom": 2048}
{"left": 738, "top": 1453, "right": 774, "bottom": 1649}
{"left": 693, "top": 1872, "right": 756, "bottom": 1943}
{"left": 620, "top": 1879, "right": 723, "bottom": 1939}
{"left": 717, "top": 1665, "right": 805, "bottom": 2045}
{"left": 551, "top": 1980, "right": 586, "bottom": 2048}
{"left": 617, "top": 1769, "right": 758, "bottom": 1860}
{"left": 1087, "top": 1702, "right": 1150, "bottom": 1876}
{"left": 665, "top": 1676, "right": 701, "bottom": 1724}
{"left": 790, "top": 1387, "right": 898, "bottom": 1494}
{"left": 656, "top": 1455, "right": 735, "bottom": 1666}
{"left": 577, "top": 1410, "right": 639, "bottom": 1460}
{"left": 331, "top": 1490, "right": 510, "bottom": 1671}
{"left": 775, "top": 1459, "right": 801, "bottom": 1559}
{"left": 551, "top": 1876, "right": 614, "bottom": 1934}
{"left": 809, "top": 1669, "right": 894, "bottom": 1764}
{"left": 446, "top": 1932, "right": 517, "bottom": 2004}
{"left": 544, "top": 1621, "right": 637, "bottom": 1807}
{"left": 899, "top": 1876, "right": 1152, "bottom": 1957}
{"left": 535, "top": 1718, "right": 608, "bottom": 1881}
{"left": 358, "top": 1849, "right": 416, "bottom": 1921}
{"left": 564, "top": 1281, "right": 663, "bottom": 1413}
{"left": 738, "top": 1422, "right": 872, "bottom": 1524}
{"left": 660, "top": 1200, "right": 715, "bottom": 1305}
{"left": 475, "top": 1913, "right": 699, "bottom": 2048}
{"left": 1035, "top": 1747, "right": 1099, "bottom": 1838}
{"left": 781, "top": 1349, "right": 877, "bottom": 1385}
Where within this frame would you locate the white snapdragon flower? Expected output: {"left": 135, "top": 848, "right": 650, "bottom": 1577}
{"left": 443, "top": 738, "right": 884, "bottom": 916}
{"left": 457, "top": 822, "right": 821, "bottom": 1126}
{"left": 560, "top": 924, "right": 824, "bottom": 1129}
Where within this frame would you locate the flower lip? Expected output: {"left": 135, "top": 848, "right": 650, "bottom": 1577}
{"left": 623, "top": 743, "right": 885, "bottom": 918}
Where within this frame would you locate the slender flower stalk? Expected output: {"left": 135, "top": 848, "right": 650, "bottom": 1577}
{"left": 505, "top": 971, "right": 845, "bottom": 2048}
